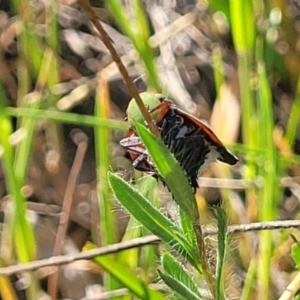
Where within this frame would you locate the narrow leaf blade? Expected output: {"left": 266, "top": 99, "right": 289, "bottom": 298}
{"left": 162, "top": 253, "right": 202, "bottom": 297}
{"left": 215, "top": 207, "right": 228, "bottom": 300}
{"left": 134, "top": 122, "right": 198, "bottom": 222}
{"left": 85, "top": 244, "right": 166, "bottom": 300}
{"left": 108, "top": 172, "right": 198, "bottom": 263}
{"left": 159, "top": 270, "right": 203, "bottom": 300}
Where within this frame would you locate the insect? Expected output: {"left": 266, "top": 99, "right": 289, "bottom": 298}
{"left": 120, "top": 92, "right": 238, "bottom": 192}
{"left": 120, "top": 127, "right": 159, "bottom": 178}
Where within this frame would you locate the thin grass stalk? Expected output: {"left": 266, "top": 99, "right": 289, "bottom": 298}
{"left": 285, "top": 76, "right": 300, "bottom": 146}
{"left": 10, "top": 8, "right": 41, "bottom": 293}
{"left": 94, "top": 71, "right": 120, "bottom": 291}
{"left": 95, "top": 71, "right": 116, "bottom": 244}
{"left": 0, "top": 86, "right": 38, "bottom": 299}
{"left": 131, "top": 0, "right": 160, "bottom": 91}
{"left": 256, "top": 61, "right": 279, "bottom": 299}
{"left": 230, "top": 0, "right": 259, "bottom": 222}
{"left": 6, "top": 107, "right": 128, "bottom": 130}
{"left": 78, "top": 0, "right": 159, "bottom": 137}
{"left": 107, "top": 0, "right": 161, "bottom": 91}
{"left": 45, "top": 1, "right": 59, "bottom": 105}
{"left": 229, "top": 1, "right": 261, "bottom": 297}
{"left": 194, "top": 223, "right": 215, "bottom": 298}
{"left": 2, "top": 3, "right": 40, "bottom": 290}
{"left": 14, "top": 50, "right": 54, "bottom": 181}
{"left": 212, "top": 46, "right": 226, "bottom": 101}
{"left": 240, "top": 258, "right": 257, "bottom": 300}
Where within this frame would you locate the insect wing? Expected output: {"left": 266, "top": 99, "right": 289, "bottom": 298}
{"left": 132, "top": 152, "right": 157, "bottom": 176}
{"left": 152, "top": 97, "right": 232, "bottom": 148}
{"left": 173, "top": 106, "right": 238, "bottom": 165}
{"left": 120, "top": 132, "right": 158, "bottom": 176}
{"left": 120, "top": 136, "right": 144, "bottom": 153}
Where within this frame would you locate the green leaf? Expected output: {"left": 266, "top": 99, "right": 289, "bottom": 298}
{"left": 159, "top": 270, "right": 203, "bottom": 300}
{"left": 85, "top": 243, "right": 166, "bottom": 300}
{"left": 292, "top": 242, "right": 300, "bottom": 269}
{"left": 162, "top": 253, "right": 202, "bottom": 298}
{"left": 133, "top": 123, "right": 210, "bottom": 276}
{"left": 256, "top": 62, "right": 279, "bottom": 299}
{"left": 286, "top": 77, "right": 300, "bottom": 146}
{"left": 106, "top": 0, "right": 132, "bottom": 40}
{"left": 6, "top": 107, "right": 127, "bottom": 131}
{"left": 134, "top": 122, "right": 199, "bottom": 223}
{"left": 107, "top": 0, "right": 160, "bottom": 90}
{"left": 215, "top": 208, "right": 228, "bottom": 300}
{"left": 136, "top": 176, "right": 159, "bottom": 201}
{"left": 108, "top": 172, "right": 199, "bottom": 267}
{"left": 179, "top": 208, "right": 197, "bottom": 249}
{"left": 229, "top": 0, "right": 255, "bottom": 54}
{"left": 119, "top": 177, "right": 158, "bottom": 269}
{"left": 212, "top": 46, "right": 226, "bottom": 101}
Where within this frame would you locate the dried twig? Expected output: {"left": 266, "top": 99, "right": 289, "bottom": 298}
{"left": 148, "top": 11, "right": 197, "bottom": 48}
{"left": 78, "top": 0, "right": 159, "bottom": 136}
{"left": 0, "top": 235, "right": 160, "bottom": 276}
{"left": 47, "top": 131, "right": 88, "bottom": 299}
{"left": 205, "top": 219, "right": 300, "bottom": 236}
{"left": 1, "top": 220, "right": 300, "bottom": 276}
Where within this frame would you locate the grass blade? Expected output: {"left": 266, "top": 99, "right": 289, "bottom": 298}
{"left": 107, "top": 0, "right": 160, "bottom": 90}
{"left": 256, "top": 62, "right": 279, "bottom": 299}
{"left": 95, "top": 73, "right": 116, "bottom": 245}
{"left": 0, "top": 84, "right": 38, "bottom": 298}
{"left": 215, "top": 208, "right": 228, "bottom": 300}
{"left": 179, "top": 208, "right": 197, "bottom": 249}
{"left": 285, "top": 76, "right": 300, "bottom": 146}
{"left": 229, "top": 0, "right": 255, "bottom": 54}
{"left": 6, "top": 107, "right": 127, "bottom": 131}
{"left": 85, "top": 243, "right": 166, "bottom": 300}
{"left": 94, "top": 73, "right": 119, "bottom": 291}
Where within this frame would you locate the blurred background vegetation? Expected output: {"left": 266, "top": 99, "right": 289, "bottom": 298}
{"left": 0, "top": 0, "right": 300, "bottom": 299}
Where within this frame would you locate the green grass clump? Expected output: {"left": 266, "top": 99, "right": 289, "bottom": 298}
{"left": 1, "top": 0, "right": 300, "bottom": 299}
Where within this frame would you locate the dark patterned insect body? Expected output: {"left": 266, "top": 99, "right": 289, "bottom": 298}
{"left": 120, "top": 93, "right": 238, "bottom": 192}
